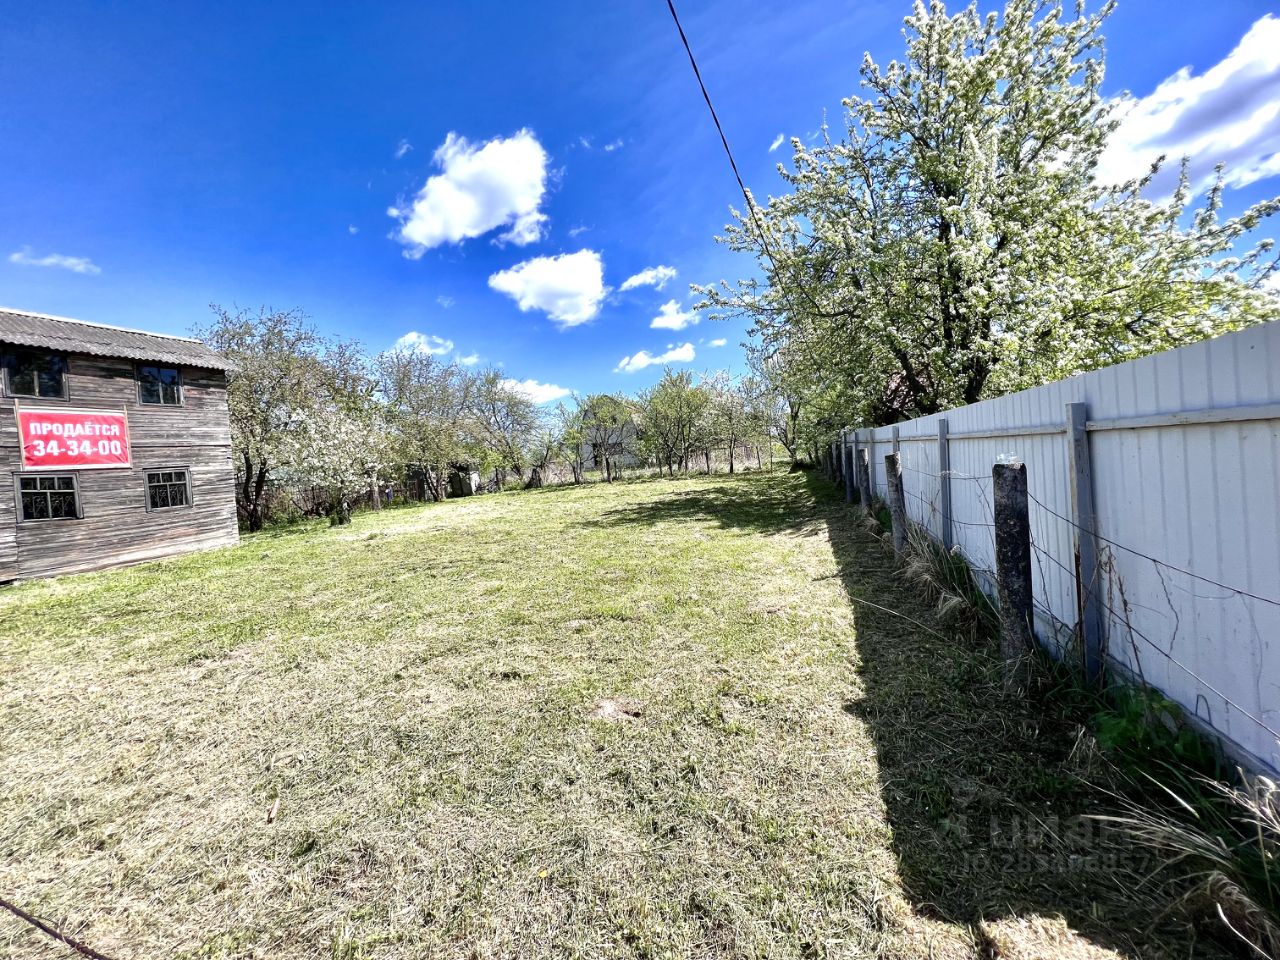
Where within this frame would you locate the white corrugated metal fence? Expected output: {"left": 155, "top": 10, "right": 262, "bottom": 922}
{"left": 840, "top": 321, "right": 1280, "bottom": 773}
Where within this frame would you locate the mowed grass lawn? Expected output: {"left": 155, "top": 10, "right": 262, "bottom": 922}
{"left": 1, "top": 471, "right": 1217, "bottom": 959}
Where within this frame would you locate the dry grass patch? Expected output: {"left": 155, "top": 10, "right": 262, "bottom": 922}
{"left": 0, "top": 471, "right": 1224, "bottom": 958}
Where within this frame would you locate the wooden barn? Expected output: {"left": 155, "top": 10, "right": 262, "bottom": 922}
{"left": 1, "top": 307, "right": 239, "bottom": 581}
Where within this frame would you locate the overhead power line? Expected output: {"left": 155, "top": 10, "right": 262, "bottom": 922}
{"left": 662, "top": 1, "right": 851, "bottom": 342}
{"left": 663, "top": 0, "right": 780, "bottom": 270}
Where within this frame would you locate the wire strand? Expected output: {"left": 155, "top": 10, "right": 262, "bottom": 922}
{"left": 0, "top": 897, "right": 118, "bottom": 960}
{"left": 663, "top": 0, "right": 837, "bottom": 327}
{"left": 1027, "top": 537, "right": 1280, "bottom": 740}
{"left": 663, "top": 0, "right": 779, "bottom": 271}
{"left": 1026, "top": 490, "right": 1280, "bottom": 607}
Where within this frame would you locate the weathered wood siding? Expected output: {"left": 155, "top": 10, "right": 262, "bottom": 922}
{"left": 0, "top": 355, "right": 239, "bottom": 581}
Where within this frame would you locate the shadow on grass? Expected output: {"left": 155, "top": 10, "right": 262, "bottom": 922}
{"left": 583, "top": 469, "right": 828, "bottom": 538}
{"left": 587, "top": 468, "right": 1213, "bottom": 958}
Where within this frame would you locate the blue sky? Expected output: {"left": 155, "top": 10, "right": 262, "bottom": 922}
{"left": 2, "top": 0, "right": 1278, "bottom": 404}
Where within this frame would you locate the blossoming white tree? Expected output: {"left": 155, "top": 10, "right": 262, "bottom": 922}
{"left": 699, "top": 0, "right": 1280, "bottom": 433}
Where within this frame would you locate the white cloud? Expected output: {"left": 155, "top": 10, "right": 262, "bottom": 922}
{"left": 8, "top": 247, "right": 100, "bottom": 275}
{"left": 488, "top": 249, "right": 607, "bottom": 328}
{"left": 393, "top": 331, "right": 454, "bottom": 355}
{"left": 1097, "top": 15, "right": 1280, "bottom": 196}
{"left": 708, "top": 337, "right": 728, "bottom": 347}
{"left": 388, "top": 129, "right": 548, "bottom": 256}
{"left": 568, "top": 225, "right": 590, "bottom": 237}
{"left": 578, "top": 135, "right": 593, "bottom": 149}
{"left": 769, "top": 133, "right": 785, "bottom": 152}
{"left": 615, "top": 342, "right": 695, "bottom": 373}
{"left": 457, "top": 352, "right": 481, "bottom": 366}
{"left": 619, "top": 264, "right": 677, "bottom": 291}
{"left": 650, "top": 299, "right": 697, "bottom": 330}
{"left": 436, "top": 295, "right": 455, "bottom": 309}
{"left": 502, "top": 377, "right": 571, "bottom": 405}
{"left": 347, "top": 225, "right": 359, "bottom": 235}
{"left": 395, "top": 139, "right": 412, "bottom": 160}
{"left": 603, "top": 138, "right": 624, "bottom": 152}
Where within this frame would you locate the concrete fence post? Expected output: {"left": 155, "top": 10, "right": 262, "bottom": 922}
{"left": 885, "top": 452, "right": 907, "bottom": 555}
{"left": 843, "top": 431, "right": 855, "bottom": 504}
{"left": 937, "top": 418, "right": 953, "bottom": 550}
{"left": 866, "top": 431, "right": 875, "bottom": 499}
{"left": 1067, "top": 402, "right": 1105, "bottom": 685}
{"left": 994, "top": 460, "right": 1035, "bottom": 686}
{"left": 857, "top": 432, "right": 873, "bottom": 515}
{"left": 850, "top": 433, "right": 860, "bottom": 504}
{"left": 892, "top": 425, "right": 900, "bottom": 457}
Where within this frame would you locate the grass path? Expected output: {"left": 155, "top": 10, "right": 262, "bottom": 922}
{"left": 0, "top": 471, "right": 1217, "bottom": 958}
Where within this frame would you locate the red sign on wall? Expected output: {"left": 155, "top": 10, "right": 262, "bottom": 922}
{"left": 17, "top": 407, "right": 132, "bottom": 470}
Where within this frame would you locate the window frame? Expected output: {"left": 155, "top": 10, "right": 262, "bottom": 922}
{"left": 143, "top": 465, "right": 194, "bottom": 512}
{"left": 14, "top": 472, "right": 82, "bottom": 523}
{"left": 2, "top": 347, "right": 70, "bottom": 402}
{"left": 134, "top": 363, "right": 185, "bottom": 407}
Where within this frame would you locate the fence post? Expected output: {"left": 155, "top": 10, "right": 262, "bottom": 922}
{"left": 993, "top": 459, "right": 1034, "bottom": 685}
{"left": 937, "top": 418, "right": 953, "bottom": 550}
{"left": 1067, "top": 402, "right": 1105, "bottom": 686}
{"left": 866, "top": 431, "right": 875, "bottom": 498}
{"left": 857, "top": 432, "right": 873, "bottom": 514}
{"left": 892, "top": 425, "right": 900, "bottom": 457}
{"left": 885, "top": 452, "right": 907, "bottom": 555}
{"left": 843, "top": 431, "right": 855, "bottom": 503}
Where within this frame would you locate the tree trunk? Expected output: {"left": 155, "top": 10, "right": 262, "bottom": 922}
{"left": 370, "top": 475, "right": 381, "bottom": 511}
{"left": 729, "top": 445, "right": 735, "bottom": 474}
{"left": 240, "top": 452, "right": 254, "bottom": 524}
{"left": 525, "top": 466, "right": 544, "bottom": 489}
{"left": 704, "top": 449, "right": 712, "bottom": 473}
{"left": 247, "top": 464, "right": 269, "bottom": 532}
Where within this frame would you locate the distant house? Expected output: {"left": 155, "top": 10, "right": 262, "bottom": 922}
{"left": 1, "top": 308, "right": 239, "bottom": 581}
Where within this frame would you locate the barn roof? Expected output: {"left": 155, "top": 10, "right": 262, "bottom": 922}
{"left": 0, "top": 307, "right": 235, "bottom": 372}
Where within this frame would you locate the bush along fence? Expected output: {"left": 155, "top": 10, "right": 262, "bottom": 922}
{"left": 828, "top": 320, "right": 1280, "bottom": 776}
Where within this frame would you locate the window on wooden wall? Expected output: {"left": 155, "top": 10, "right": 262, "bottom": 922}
{"left": 2, "top": 348, "right": 68, "bottom": 399}
{"left": 146, "top": 468, "right": 192, "bottom": 510}
{"left": 16, "top": 475, "right": 80, "bottom": 521}
{"left": 137, "top": 365, "right": 183, "bottom": 405}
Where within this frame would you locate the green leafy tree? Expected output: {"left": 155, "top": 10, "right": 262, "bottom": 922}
{"left": 639, "top": 369, "right": 711, "bottom": 475}
{"left": 554, "top": 401, "right": 589, "bottom": 484}
{"left": 374, "top": 349, "right": 476, "bottom": 501}
{"left": 578, "top": 393, "right": 635, "bottom": 482}
{"left": 467, "top": 370, "right": 541, "bottom": 484}
{"left": 704, "top": 371, "right": 766, "bottom": 473}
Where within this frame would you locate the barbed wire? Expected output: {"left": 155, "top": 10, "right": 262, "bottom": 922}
{"left": 878, "top": 456, "right": 1277, "bottom": 609}
{"left": 900, "top": 487, "right": 998, "bottom": 530}
{"left": 1026, "top": 533, "right": 1280, "bottom": 741}
{"left": 897, "top": 461, "right": 993, "bottom": 485}
{"left": 1025, "top": 491, "right": 1280, "bottom": 608}
{"left": 845, "top": 442, "right": 1279, "bottom": 752}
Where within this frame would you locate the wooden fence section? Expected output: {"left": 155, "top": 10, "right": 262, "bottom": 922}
{"left": 838, "top": 321, "right": 1280, "bottom": 774}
